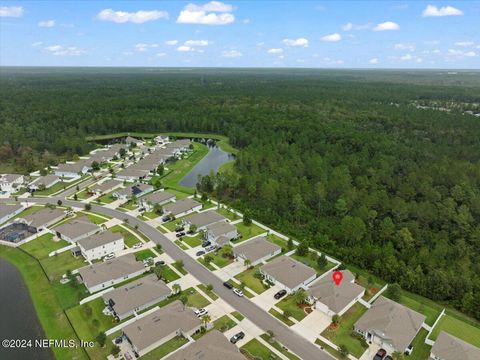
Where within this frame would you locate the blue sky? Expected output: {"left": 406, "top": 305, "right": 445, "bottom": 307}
{"left": 0, "top": 1, "right": 479, "bottom": 68}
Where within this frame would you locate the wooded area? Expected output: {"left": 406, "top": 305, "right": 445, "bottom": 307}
{"left": 1, "top": 67, "right": 479, "bottom": 320}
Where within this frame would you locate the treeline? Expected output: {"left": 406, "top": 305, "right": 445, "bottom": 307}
{"left": 1, "top": 67, "right": 480, "bottom": 320}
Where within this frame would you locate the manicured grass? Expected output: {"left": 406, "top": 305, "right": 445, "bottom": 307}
{"left": 276, "top": 295, "right": 307, "bottom": 321}
{"left": 320, "top": 303, "right": 369, "bottom": 358}
{"left": 185, "top": 287, "right": 210, "bottom": 308}
{"left": 346, "top": 264, "right": 386, "bottom": 301}
{"left": 119, "top": 200, "right": 137, "bottom": 210}
{"left": 209, "top": 251, "right": 233, "bottom": 268}
{"left": 108, "top": 224, "right": 139, "bottom": 248}
{"left": 172, "top": 261, "right": 188, "bottom": 275}
{"left": 164, "top": 218, "right": 184, "bottom": 232}
{"left": 175, "top": 239, "right": 189, "bottom": 250}
{"left": 213, "top": 315, "right": 237, "bottom": 332}
{"left": 290, "top": 252, "right": 335, "bottom": 276}
{"left": 409, "top": 329, "right": 432, "bottom": 360}
{"left": 20, "top": 233, "right": 69, "bottom": 259}
{"left": 183, "top": 234, "right": 203, "bottom": 248}
{"left": 33, "top": 181, "right": 68, "bottom": 196}
{"left": 260, "top": 334, "right": 301, "bottom": 360}
{"left": 85, "top": 212, "right": 109, "bottom": 224}
{"left": 269, "top": 308, "right": 295, "bottom": 326}
{"left": 75, "top": 188, "right": 90, "bottom": 200}
{"left": 230, "top": 280, "right": 255, "bottom": 298}
{"left": 197, "top": 284, "right": 219, "bottom": 300}
{"left": 164, "top": 188, "right": 190, "bottom": 199}
{"left": 430, "top": 314, "right": 480, "bottom": 347}
{"left": 235, "top": 265, "right": 268, "bottom": 294}
{"left": 141, "top": 211, "right": 160, "bottom": 220}
{"left": 0, "top": 246, "right": 89, "bottom": 360}
{"left": 161, "top": 265, "right": 181, "bottom": 283}
{"left": 40, "top": 251, "right": 87, "bottom": 281}
{"left": 51, "top": 280, "right": 89, "bottom": 310}
{"left": 235, "top": 222, "right": 266, "bottom": 242}
{"left": 157, "top": 225, "right": 169, "bottom": 234}
{"left": 232, "top": 311, "right": 244, "bottom": 321}
{"left": 66, "top": 298, "right": 117, "bottom": 341}
{"left": 97, "top": 192, "right": 116, "bottom": 204}
{"left": 200, "top": 199, "right": 216, "bottom": 210}
{"left": 384, "top": 290, "right": 442, "bottom": 326}
{"left": 4, "top": 205, "right": 43, "bottom": 224}
{"left": 241, "top": 338, "right": 275, "bottom": 359}
{"left": 134, "top": 249, "right": 155, "bottom": 261}
{"left": 315, "top": 338, "right": 344, "bottom": 359}
{"left": 266, "top": 233, "right": 290, "bottom": 250}
{"left": 216, "top": 206, "right": 241, "bottom": 221}
{"left": 141, "top": 336, "right": 189, "bottom": 360}
{"left": 198, "top": 257, "right": 216, "bottom": 271}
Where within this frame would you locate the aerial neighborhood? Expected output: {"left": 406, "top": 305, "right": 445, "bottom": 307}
{"left": 1, "top": 133, "right": 479, "bottom": 360}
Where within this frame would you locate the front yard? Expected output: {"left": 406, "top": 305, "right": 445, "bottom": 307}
{"left": 241, "top": 338, "right": 275, "bottom": 359}
{"left": 108, "top": 224, "right": 140, "bottom": 248}
{"left": 183, "top": 234, "right": 203, "bottom": 248}
{"left": 134, "top": 249, "right": 155, "bottom": 261}
{"left": 234, "top": 265, "right": 268, "bottom": 294}
{"left": 213, "top": 315, "right": 237, "bottom": 332}
{"left": 276, "top": 295, "right": 308, "bottom": 321}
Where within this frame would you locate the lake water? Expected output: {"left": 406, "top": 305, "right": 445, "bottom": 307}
{"left": 0, "top": 259, "right": 53, "bottom": 360}
{"left": 179, "top": 145, "right": 234, "bottom": 187}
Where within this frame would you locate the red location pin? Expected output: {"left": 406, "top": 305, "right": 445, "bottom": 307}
{"left": 332, "top": 271, "right": 343, "bottom": 286}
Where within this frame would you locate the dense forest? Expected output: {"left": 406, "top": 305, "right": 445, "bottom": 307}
{"left": 1, "top": 67, "right": 480, "bottom": 320}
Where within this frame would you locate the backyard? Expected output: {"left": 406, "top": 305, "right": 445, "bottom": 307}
{"left": 234, "top": 222, "right": 266, "bottom": 242}
{"left": 140, "top": 336, "right": 189, "bottom": 360}
{"left": 20, "top": 233, "right": 69, "bottom": 259}
{"left": 217, "top": 207, "right": 241, "bottom": 221}
{"left": 429, "top": 314, "right": 480, "bottom": 347}
{"left": 40, "top": 251, "right": 87, "bottom": 281}
{"left": 290, "top": 252, "right": 336, "bottom": 276}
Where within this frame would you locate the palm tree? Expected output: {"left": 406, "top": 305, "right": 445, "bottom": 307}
{"left": 244, "top": 259, "right": 252, "bottom": 268}
{"left": 201, "top": 314, "right": 211, "bottom": 329}
{"left": 172, "top": 283, "right": 181, "bottom": 295}
{"left": 294, "top": 289, "right": 307, "bottom": 305}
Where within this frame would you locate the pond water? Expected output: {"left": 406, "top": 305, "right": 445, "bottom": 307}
{"left": 0, "top": 259, "right": 53, "bottom": 360}
{"left": 179, "top": 145, "right": 234, "bottom": 187}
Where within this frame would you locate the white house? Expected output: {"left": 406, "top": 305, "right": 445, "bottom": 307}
{"left": 154, "top": 135, "right": 169, "bottom": 145}
{"left": 0, "top": 174, "right": 24, "bottom": 193}
{"left": 112, "top": 183, "right": 154, "bottom": 202}
{"left": 28, "top": 175, "right": 61, "bottom": 191}
{"left": 260, "top": 256, "right": 317, "bottom": 293}
{"left": 205, "top": 221, "right": 239, "bottom": 246}
{"left": 163, "top": 198, "right": 202, "bottom": 218}
{"left": 77, "top": 231, "right": 124, "bottom": 261}
{"left": 182, "top": 210, "right": 226, "bottom": 231}
{"left": 137, "top": 190, "right": 176, "bottom": 211}
{"left": 53, "top": 216, "right": 101, "bottom": 243}
{"left": 55, "top": 161, "right": 90, "bottom": 177}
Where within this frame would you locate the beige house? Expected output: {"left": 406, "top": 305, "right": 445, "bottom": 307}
{"left": 233, "top": 236, "right": 281, "bottom": 266}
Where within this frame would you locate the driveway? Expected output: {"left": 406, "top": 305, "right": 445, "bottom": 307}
{"left": 359, "top": 342, "right": 382, "bottom": 360}
{"left": 291, "top": 310, "right": 332, "bottom": 342}
{"left": 251, "top": 284, "right": 283, "bottom": 311}
{"left": 213, "top": 260, "right": 246, "bottom": 281}
{"left": 28, "top": 197, "right": 335, "bottom": 360}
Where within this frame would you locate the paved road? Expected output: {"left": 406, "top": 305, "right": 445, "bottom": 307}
{"left": 27, "top": 196, "right": 334, "bottom": 360}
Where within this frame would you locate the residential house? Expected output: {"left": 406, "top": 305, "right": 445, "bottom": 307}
{"left": 167, "top": 330, "right": 245, "bottom": 360}
{"left": 154, "top": 135, "right": 169, "bottom": 145}
{"left": 122, "top": 300, "right": 201, "bottom": 357}
{"left": 55, "top": 160, "right": 91, "bottom": 177}
{"left": 28, "top": 175, "right": 61, "bottom": 191}
{"left": 0, "top": 204, "right": 24, "bottom": 225}
{"left": 53, "top": 215, "right": 101, "bottom": 243}
{"left": 112, "top": 183, "right": 154, "bottom": 202}
{"left": 116, "top": 168, "right": 150, "bottom": 182}
{"left": 18, "top": 207, "right": 65, "bottom": 231}
{"left": 354, "top": 296, "right": 426, "bottom": 354}
{"left": 233, "top": 236, "right": 281, "bottom": 266}
{"left": 0, "top": 174, "right": 24, "bottom": 193}
{"left": 125, "top": 136, "right": 144, "bottom": 147}
{"left": 138, "top": 190, "right": 176, "bottom": 211}
{"left": 260, "top": 255, "right": 317, "bottom": 293}
{"left": 430, "top": 331, "right": 480, "bottom": 360}
{"left": 77, "top": 231, "right": 124, "bottom": 261}
{"left": 205, "top": 221, "right": 239, "bottom": 246}
{"left": 165, "top": 139, "right": 191, "bottom": 156}
{"left": 182, "top": 210, "right": 226, "bottom": 231}
{"left": 307, "top": 269, "right": 365, "bottom": 316}
{"left": 102, "top": 274, "right": 171, "bottom": 320}
{"left": 78, "top": 253, "right": 145, "bottom": 293}
{"left": 163, "top": 198, "right": 202, "bottom": 218}
{"left": 87, "top": 179, "right": 122, "bottom": 196}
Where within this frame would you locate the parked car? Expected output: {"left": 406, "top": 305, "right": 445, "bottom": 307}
{"left": 205, "top": 245, "right": 217, "bottom": 252}
{"left": 114, "top": 336, "right": 123, "bottom": 344}
{"left": 132, "top": 243, "right": 143, "bottom": 249}
{"left": 162, "top": 215, "right": 170, "bottom": 222}
{"left": 194, "top": 308, "right": 208, "bottom": 317}
{"left": 373, "top": 349, "right": 387, "bottom": 360}
{"left": 233, "top": 288, "right": 244, "bottom": 297}
{"left": 155, "top": 260, "right": 165, "bottom": 267}
{"left": 202, "top": 241, "right": 211, "bottom": 248}
{"left": 223, "top": 281, "right": 233, "bottom": 289}
{"left": 138, "top": 207, "right": 146, "bottom": 212}
{"left": 196, "top": 250, "right": 205, "bottom": 257}
{"left": 274, "top": 289, "right": 287, "bottom": 299}
{"left": 176, "top": 232, "right": 185, "bottom": 238}
{"left": 230, "top": 331, "right": 245, "bottom": 344}
{"left": 103, "top": 253, "right": 115, "bottom": 261}
{"left": 384, "top": 356, "right": 393, "bottom": 360}
{"left": 175, "top": 226, "right": 185, "bottom": 232}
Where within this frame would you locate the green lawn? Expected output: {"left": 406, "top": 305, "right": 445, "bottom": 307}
{"left": 34, "top": 181, "right": 68, "bottom": 196}
{"left": 213, "top": 315, "right": 237, "bottom": 332}
{"left": 430, "top": 314, "right": 480, "bottom": 347}
{"left": 320, "top": 303, "right": 369, "bottom": 358}
{"left": 231, "top": 311, "right": 244, "bottom": 322}
{"left": 134, "top": 249, "right": 155, "bottom": 261}
{"left": 20, "top": 233, "right": 69, "bottom": 259}
{"left": 234, "top": 222, "right": 266, "bottom": 242}
{"left": 241, "top": 338, "right": 275, "bottom": 360}
{"left": 235, "top": 265, "right": 268, "bottom": 294}
{"left": 268, "top": 308, "right": 295, "bottom": 326}
{"left": 40, "top": 251, "right": 87, "bottom": 281}
{"left": 315, "top": 338, "right": 344, "bottom": 359}
{"left": 84, "top": 212, "right": 109, "bottom": 224}
{"left": 409, "top": 329, "right": 432, "bottom": 360}
{"left": 184, "top": 287, "right": 210, "bottom": 308}
{"left": 66, "top": 298, "right": 117, "bottom": 341}
{"left": 97, "top": 192, "right": 116, "bottom": 204}
{"left": 384, "top": 290, "right": 442, "bottom": 326}
{"left": 198, "top": 257, "right": 216, "bottom": 271}
{"left": 163, "top": 218, "right": 185, "bottom": 232}
{"left": 3, "top": 205, "right": 43, "bottom": 225}
{"left": 51, "top": 280, "right": 89, "bottom": 310}
{"left": 347, "top": 264, "right": 386, "bottom": 301}
{"left": 172, "top": 261, "right": 188, "bottom": 275}
{"left": 161, "top": 265, "right": 181, "bottom": 283}
{"left": 109, "top": 224, "right": 140, "bottom": 248}
{"left": 140, "top": 336, "right": 189, "bottom": 360}
{"left": 260, "top": 334, "right": 301, "bottom": 360}
{"left": 217, "top": 207, "right": 241, "bottom": 221}
{"left": 0, "top": 246, "right": 89, "bottom": 360}
{"left": 202, "top": 251, "right": 233, "bottom": 268}
{"left": 163, "top": 188, "right": 190, "bottom": 199}
{"left": 175, "top": 239, "right": 189, "bottom": 250}
{"left": 120, "top": 200, "right": 137, "bottom": 210}
{"left": 183, "top": 234, "right": 203, "bottom": 248}
{"left": 266, "top": 233, "right": 291, "bottom": 250}
{"left": 141, "top": 211, "right": 160, "bottom": 220}
{"left": 197, "top": 284, "right": 218, "bottom": 300}
{"left": 290, "top": 252, "right": 335, "bottom": 276}
{"left": 276, "top": 295, "right": 307, "bottom": 321}
{"left": 75, "top": 188, "right": 91, "bottom": 200}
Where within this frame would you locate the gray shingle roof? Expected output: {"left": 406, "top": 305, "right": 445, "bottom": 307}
{"left": 234, "top": 236, "right": 281, "bottom": 264}
{"left": 354, "top": 296, "right": 426, "bottom": 351}
{"left": 29, "top": 175, "right": 60, "bottom": 188}
{"left": 90, "top": 179, "right": 122, "bottom": 193}
{"left": 206, "top": 221, "right": 237, "bottom": 238}
{"left": 260, "top": 256, "right": 316, "bottom": 290}
{"left": 183, "top": 210, "right": 226, "bottom": 228}
{"left": 431, "top": 331, "right": 480, "bottom": 360}
{"left": 21, "top": 207, "right": 65, "bottom": 228}
{"left": 141, "top": 191, "right": 176, "bottom": 204}
{"left": 164, "top": 198, "right": 201, "bottom": 216}
{"left": 0, "top": 204, "right": 23, "bottom": 221}
{"left": 77, "top": 230, "right": 123, "bottom": 251}
{"left": 53, "top": 215, "right": 100, "bottom": 239}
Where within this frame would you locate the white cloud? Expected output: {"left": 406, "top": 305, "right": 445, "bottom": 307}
{"left": 422, "top": 4, "right": 463, "bottom": 17}
{"left": 267, "top": 48, "right": 283, "bottom": 54}
{"left": 321, "top": 33, "right": 342, "bottom": 42}
{"left": 222, "top": 49, "right": 242, "bottom": 57}
{"left": 134, "top": 43, "right": 159, "bottom": 52}
{"left": 44, "top": 45, "right": 86, "bottom": 56}
{"left": 455, "top": 41, "right": 474, "bottom": 47}
{"left": 341, "top": 22, "right": 371, "bottom": 31}
{"left": 156, "top": 53, "right": 166, "bottom": 57}
{"left": 394, "top": 43, "right": 415, "bottom": 51}
{"left": 177, "top": 45, "right": 193, "bottom": 52}
{"left": 38, "top": 20, "right": 55, "bottom": 28}
{"left": 184, "top": 40, "right": 210, "bottom": 46}
{"left": 373, "top": 21, "right": 400, "bottom": 31}
{"left": 165, "top": 40, "right": 178, "bottom": 46}
{"left": 96, "top": 9, "right": 168, "bottom": 24}
{"left": 400, "top": 54, "right": 413, "bottom": 61}
{"left": 369, "top": 58, "right": 379, "bottom": 64}
{"left": 31, "top": 41, "right": 43, "bottom": 47}
{"left": 0, "top": 6, "right": 23, "bottom": 17}
{"left": 448, "top": 49, "right": 477, "bottom": 58}
{"left": 432, "top": 49, "right": 441, "bottom": 54}
{"left": 243, "top": 18, "right": 250, "bottom": 24}
{"left": 177, "top": 1, "right": 235, "bottom": 25}
{"left": 283, "top": 38, "right": 309, "bottom": 47}
{"left": 464, "top": 51, "right": 477, "bottom": 57}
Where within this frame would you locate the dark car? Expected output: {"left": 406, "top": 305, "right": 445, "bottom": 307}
{"left": 176, "top": 232, "right": 185, "bottom": 238}
{"left": 162, "top": 215, "right": 170, "bottom": 222}
{"left": 175, "top": 226, "right": 185, "bottom": 232}
{"left": 274, "top": 289, "right": 287, "bottom": 299}
{"left": 230, "top": 331, "right": 245, "bottom": 344}
{"left": 196, "top": 250, "right": 205, "bottom": 257}
{"left": 202, "top": 241, "right": 211, "bottom": 248}
{"left": 373, "top": 349, "right": 387, "bottom": 360}
{"left": 223, "top": 281, "right": 233, "bottom": 289}
{"left": 114, "top": 336, "right": 123, "bottom": 344}
{"left": 384, "top": 356, "right": 393, "bottom": 360}
{"left": 155, "top": 260, "right": 165, "bottom": 267}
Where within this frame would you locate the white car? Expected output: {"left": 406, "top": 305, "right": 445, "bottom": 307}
{"left": 103, "top": 253, "right": 115, "bottom": 261}
{"left": 233, "top": 288, "right": 244, "bottom": 297}
{"left": 194, "top": 308, "right": 208, "bottom": 317}
{"left": 133, "top": 243, "right": 143, "bottom": 249}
